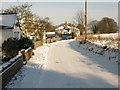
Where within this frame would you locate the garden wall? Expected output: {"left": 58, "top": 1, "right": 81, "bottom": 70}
{"left": 0, "top": 54, "right": 23, "bottom": 89}
{"left": 0, "top": 47, "right": 34, "bottom": 89}
{"left": 45, "top": 38, "right": 62, "bottom": 43}
{"left": 33, "top": 40, "right": 42, "bottom": 49}
{"left": 34, "top": 38, "right": 62, "bottom": 49}
{"left": 21, "top": 47, "right": 33, "bottom": 61}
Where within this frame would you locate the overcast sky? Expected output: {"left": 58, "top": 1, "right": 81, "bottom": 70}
{"left": 0, "top": 1, "right": 119, "bottom": 25}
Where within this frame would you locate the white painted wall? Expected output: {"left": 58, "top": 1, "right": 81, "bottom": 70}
{"left": 0, "top": 14, "right": 20, "bottom": 46}
{"left": 0, "top": 29, "right": 2, "bottom": 47}
{"left": 1, "top": 29, "right": 13, "bottom": 44}
{"left": 13, "top": 25, "right": 20, "bottom": 39}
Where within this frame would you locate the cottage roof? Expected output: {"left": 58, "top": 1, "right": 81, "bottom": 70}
{"left": 56, "top": 25, "right": 79, "bottom": 31}
{"left": 0, "top": 13, "right": 18, "bottom": 29}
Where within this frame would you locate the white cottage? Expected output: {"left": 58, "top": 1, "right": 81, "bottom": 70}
{"left": 0, "top": 13, "right": 20, "bottom": 46}
{"left": 56, "top": 25, "right": 80, "bottom": 37}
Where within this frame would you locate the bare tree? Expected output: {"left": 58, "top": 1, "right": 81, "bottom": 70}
{"left": 88, "top": 20, "right": 99, "bottom": 34}
{"left": 98, "top": 17, "right": 118, "bottom": 33}
{"left": 73, "top": 10, "right": 85, "bottom": 35}
{"left": 3, "top": 4, "right": 55, "bottom": 40}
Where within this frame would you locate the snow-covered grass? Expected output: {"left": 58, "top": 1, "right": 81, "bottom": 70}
{"left": 87, "top": 39, "right": 118, "bottom": 50}
{"left": 93, "top": 33, "right": 119, "bottom": 40}
{"left": 77, "top": 40, "right": 119, "bottom": 63}
{"left": 77, "top": 33, "right": 119, "bottom": 41}
{"left": 77, "top": 33, "right": 119, "bottom": 63}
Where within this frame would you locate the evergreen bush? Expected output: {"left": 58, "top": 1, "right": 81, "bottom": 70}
{"left": 2, "top": 38, "right": 19, "bottom": 59}
{"left": 18, "top": 37, "right": 34, "bottom": 49}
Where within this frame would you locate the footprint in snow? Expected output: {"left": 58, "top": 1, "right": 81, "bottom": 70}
{"left": 86, "top": 63, "right": 92, "bottom": 65}
{"left": 81, "top": 60, "right": 85, "bottom": 62}
{"left": 66, "top": 82, "right": 71, "bottom": 86}
{"left": 56, "top": 61, "right": 60, "bottom": 63}
{"left": 97, "top": 65, "right": 103, "bottom": 68}
{"left": 100, "top": 69, "right": 104, "bottom": 71}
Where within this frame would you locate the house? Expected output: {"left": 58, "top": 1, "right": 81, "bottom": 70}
{"left": 56, "top": 22, "right": 80, "bottom": 37}
{"left": 46, "top": 32, "right": 56, "bottom": 37}
{"left": 56, "top": 25, "right": 72, "bottom": 34}
{"left": 0, "top": 13, "right": 20, "bottom": 46}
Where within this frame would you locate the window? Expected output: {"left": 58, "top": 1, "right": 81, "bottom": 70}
{"left": 14, "top": 32, "right": 19, "bottom": 39}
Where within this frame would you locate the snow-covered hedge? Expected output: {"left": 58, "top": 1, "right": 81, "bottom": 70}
{"left": 77, "top": 40, "right": 119, "bottom": 63}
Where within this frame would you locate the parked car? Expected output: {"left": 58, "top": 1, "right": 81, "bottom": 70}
{"left": 46, "top": 36, "right": 56, "bottom": 39}
{"left": 61, "top": 35, "right": 68, "bottom": 40}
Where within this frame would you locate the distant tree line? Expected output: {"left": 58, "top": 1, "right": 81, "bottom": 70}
{"left": 73, "top": 10, "right": 118, "bottom": 34}
{"left": 88, "top": 17, "right": 118, "bottom": 34}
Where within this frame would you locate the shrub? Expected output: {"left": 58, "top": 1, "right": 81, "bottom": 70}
{"left": 2, "top": 38, "right": 19, "bottom": 58}
{"left": 18, "top": 37, "right": 34, "bottom": 49}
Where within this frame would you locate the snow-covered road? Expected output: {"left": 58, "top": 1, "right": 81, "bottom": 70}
{"left": 6, "top": 40, "right": 118, "bottom": 88}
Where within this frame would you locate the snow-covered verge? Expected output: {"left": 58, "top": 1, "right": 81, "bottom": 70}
{"left": 5, "top": 44, "right": 50, "bottom": 88}
{"left": 92, "top": 33, "right": 119, "bottom": 50}
{"left": 77, "top": 40, "right": 119, "bottom": 63}
{"left": 88, "top": 39, "right": 119, "bottom": 50}
{"left": 93, "top": 33, "right": 119, "bottom": 39}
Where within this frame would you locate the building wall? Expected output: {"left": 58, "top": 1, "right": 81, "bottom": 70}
{"left": 118, "top": 1, "right": 120, "bottom": 32}
{"left": 1, "top": 29, "right": 13, "bottom": 44}
{"left": 0, "top": 29, "right": 2, "bottom": 47}
{"left": 13, "top": 25, "right": 20, "bottom": 39}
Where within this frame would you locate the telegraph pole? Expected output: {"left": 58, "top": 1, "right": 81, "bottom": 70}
{"left": 85, "top": 0, "right": 87, "bottom": 40}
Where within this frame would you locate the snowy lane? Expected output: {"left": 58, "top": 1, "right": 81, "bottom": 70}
{"left": 38, "top": 40, "right": 118, "bottom": 88}
{"left": 6, "top": 40, "right": 118, "bottom": 88}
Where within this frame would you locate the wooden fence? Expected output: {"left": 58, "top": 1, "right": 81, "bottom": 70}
{"left": 33, "top": 38, "right": 62, "bottom": 49}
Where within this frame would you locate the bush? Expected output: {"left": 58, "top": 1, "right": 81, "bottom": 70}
{"left": 2, "top": 38, "right": 19, "bottom": 58}
{"left": 2, "top": 37, "right": 34, "bottom": 62}
{"left": 18, "top": 37, "right": 34, "bottom": 49}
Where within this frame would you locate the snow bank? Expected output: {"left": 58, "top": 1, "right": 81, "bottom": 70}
{"left": 93, "top": 33, "right": 119, "bottom": 39}
{"left": 32, "top": 44, "right": 50, "bottom": 68}
{"left": 89, "top": 39, "right": 119, "bottom": 50}
{"left": 77, "top": 40, "right": 119, "bottom": 63}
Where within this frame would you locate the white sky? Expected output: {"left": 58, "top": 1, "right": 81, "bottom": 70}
{"left": 0, "top": 0, "right": 120, "bottom": 2}
{"left": 0, "top": 1, "right": 119, "bottom": 25}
